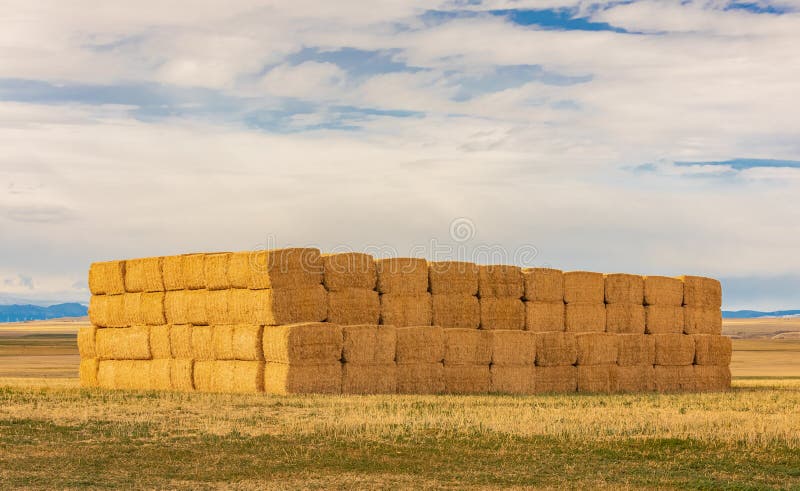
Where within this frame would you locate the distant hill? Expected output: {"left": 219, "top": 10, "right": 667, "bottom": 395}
{"left": 0, "top": 303, "right": 88, "bottom": 323}
{"left": 723, "top": 310, "right": 800, "bottom": 319}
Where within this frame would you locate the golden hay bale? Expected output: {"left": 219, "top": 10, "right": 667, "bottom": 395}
{"left": 229, "top": 248, "right": 323, "bottom": 290}
{"left": 522, "top": 268, "right": 563, "bottom": 303}
{"left": 263, "top": 322, "right": 343, "bottom": 364}
{"left": 141, "top": 292, "right": 165, "bottom": 325}
{"left": 693, "top": 335, "right": 732, "bottom": 366}
{"left": 89, "top": 295, "right": 108, "bottom": 327}
{"left": 342, "top": 363, "right": 397, "bottom": 394}
{"left": 212, "top": 324, "right": 236, "bottom": 360}
{"left": 443, "top": 364, "right": 491, "bottom": 394}
{"left": 170, "top": 324, "right": 193, "bottom": 359}
{"left": 149, "top": 325, "right": 171, "bottom": 359}
{"left": 616, "top": 334, "right": 656, "bottom": 366}
{"left": 204, "top": 253, "right": 231, "bottom": 291}
{"left": 229, "top": 289, "right": 253, "bottom": 324}
{"left": 694, "top": 365, "right": 731, "bottom": 392}
{"left": 478, "top": 265, "right": 523, "bottom": 298}
{"left": 643, "top": 276, "right": 683, "bottom": 306}
{"left": 680, "top": 275, "right": 722, "bottom": 308}
{"left": 375, "top": 257, "right": 429, "bottom": 294}
{"left": 327, "top": 288, "right": 380, "bottom": 325}
{"left": 124, "top": 257, "right": 164, "bottom": 293}
{"left": 535, "top": 365, "right": 577, "bottom": 393}
{"left": 490, "top": 365, "right": 535, "bottom": 394}
{"left": 563, "top": 271, "right": 604, "bottom": 304}
{"left": 191, "top": 325, "right": 215, "bottom": 361}
{"left": 252, "top": 286, "right": 328, "bottom": 326}
{"left": 577, "top": 365, "right": 618, "bottom": 393}
{"left": 232, "top": 361, "right": 265, "bottom": 393}
{"left": 96, "top": 326, "right": 151, "bottom": 360}
{"left": 480, "top": 297, "right": 525, "bottom": 330}
{"left": 395, "top": 326, "right": 444, "bottom": 363}
{"left": 575, "top": 332, "right": 618, "bottom": 366}
{"left": 197, "top": 361, "right": 264, "bottom": 393}
{"left": 644, "top": 305, "right": 684, "bottom": 334}
{"left": 380, "top": 293, "right": 432, "bottom": 327}
{"left": 684, "top": 307, "right": 722, "bottom": 335}
{"left": 263, "top": 362, "right": 342, "bottom": 395}
{"left": 490, "top": 330, "right": 536, "bottom": 366}
{"left": 149, "top": 359, "right": 173, "bottom": 390}
{"left": 205, "top": 289, "right": 230, "bottom": 325}
{"left": 161, "top": 255, "right": 185, "bottom": 291}
{"left": 428, "top": 261, "right": 478, "bottom": 295}
{"left": 396, "top": 362, "right": 445, "bottom": 394}
{"left": 182, "top": 253, "right": 206, "bottom": 290}
{"left": 342, "top": 325, "right": 396, "bottom": 364}
{"left": 616, "top": 365, "right": 655, "bottom": 392}
{"left": 113, "top": 360, "right": 153, "bottom": 390}
{"left": 187, "top": 289, "right": 209, "bottom": 325}
{"left": 654, "top": 365, "right": 695, "bottom": 392}
{"left": 88, "top": 260, "right": 126, "bottom": 295}
{"left": 232, "top": 324, "right": 264, "bottom": 361}
{"left": 193, "top": 360, "right": 215, "bottom": 391}
{"left": 564, "top": 303, "right": 606, "bottom": 333}
{"left": 170, "top": 359, "right": 194, "bottom": 391}
{"left": 96, "top": 360, "right": 116, "bottom": 389}
{"left": 605, "top": 304, "right": 645, "bottom": 334}
{"left": 535, "top": 332, "right": 577, "bottom": 366}
{"left": 79, "top": 358, "right": 99, "bottom": 388}
{"left": 322, "top": 252, "right": 377, "bottom": 291}
{"left": 604, "top": 273, "right": 644, "bottom": 304}
{"left": 432, "top": 294, "right": 479, "bottom": 329}
{"left": 123, "top": 293, "right": 143, "bottom": 326}
{"left": 524, "top": 301, "right": 565, "bottom": 332}
{"left": 164, "top": 290, "right": 188, "bottom": 325}
{"left": 443, "top": 328, "right": 491, "bottom": 365}
{"left": 653, "top": 334, "right": 695, "bottom": 366}
{"left": 77, "top": 326, "right": 97, "bottom": 359}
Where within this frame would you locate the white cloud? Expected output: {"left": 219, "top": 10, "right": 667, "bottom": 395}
{"left": 261, "top": 62, "right": 348, "bottom": 99}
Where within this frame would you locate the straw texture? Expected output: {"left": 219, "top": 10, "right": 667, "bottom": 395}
{"left": 490, "top": 365, "right": 536, "bottom": 394}
{"left": 395, "top": 325, "right": 444, "bottom": 363}
{"left": 693, "top": 334, "right": 732, "bottom": 366}
{"left": 432, "top": 294, "right": 480, "bottom": 329}
{"left": 88, "top": 260, "right": 126, "bottom": 295}
{"left": 604, "top": 273, "right": 644, "bottom": 304}
{"left": 96, "top": 326, "right": 151, "bottom": 360}
{"left": 616, "top": 365, "right": 655, "bottom": 392}
{"left": 605, "top": 304, "right": 645, "bottom": 334}
{"left": 490, "top": 330, "right": 536, "bottom": 366}
{"left": 525, "top": 301, "right": 565, "bottom": 332}
{"left": 522, "top": 268, "right": 563, "bottom": 303}
{"left": 429, "top": 261, "right": 479, "bottom": 295}
{"left": 327, "top": 288, "right": 380, "bottom": 325}
{"left": 563, "top": 271, "right": 604, "bottom": 304}
{"left": 653, "top": 334, "right": 695, "bottom": 366}
{"left": 535, "top": 366, "right": 577, "bottom": 393}
{"left": 262, "top": 322, "right": 343, "bottom": 364}
{"left": 322, "top": 252, "right": 377, "bottom": 291}
{"left": 77, "top": 326, "right": 97, "bottom": 359}
{"left": 443, "top": 364, "right": 491, "bottom": 394}
{"left": 342, "top": 325, "right": 396, "bottom": 364}
{"left": 396, "top": 362, "right": 445, "bottom": 394}
{"left": 341, "top": 363, "right": 397, "bottom": 394}
{"left": 480, "top": 297, "right": 525, "bottom": 330}
{"left": 617, "top": 334, "right": 656, "bottom": 366}
{"left": 575, "top": 333, "right": 618, "bottom": 365}
{"left": 124, "top": 257, "right": 164, "bottom": 293}
{"left": 684, "top": 307, "right": 722, "bottom": 335}
{"left": 577, "top": 365, "right": 618, "bottom": 393}
{"left": 654, "top": 365, "right": 695, "bottom": 392}
{"left": 478, "top": 265, "right": 523, "bottom": 298}
{"left": 375, "top": 258, "right": 428, "bottom": 294}
{"left": 645, "top": 305, "right": 684, "bottom": 334}
{"left": 263, "top": 363, "right": 342, "bottom": 395}
{"left": 643, "top": 276, "right": 683, "bottom": 306}
{"left": 443, "top": 328, "right": 492, "bottom": 365}
{"left": 380, "top": 293, "right": 432, "bottom": 327}
{"left": 680, "top": 275, "right": 722, "bottom": 308}
{"left": 535, "top": 332, "right": 577, "bottom": 366}
{"left": 564, "top": 303, "right": 606, "bottom": 333}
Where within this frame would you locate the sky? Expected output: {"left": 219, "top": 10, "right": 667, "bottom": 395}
{"left": 1, "top": 0, "right": 800, "bottom": 310}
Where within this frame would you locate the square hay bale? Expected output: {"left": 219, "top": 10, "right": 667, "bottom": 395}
{"left": 604, "top": 273, "right": 644, "bottom": 304}
{"left": 643, "top": 276, "right": 684, "bottom": 306}
{"left": 524, "top": 301, "right": 565, "bottom": 332}
{"left": 232, "top": 325, "right": 264, "bottom": 361}
{"left": 252, "top": 286, "right": 328, "bottom": 326}
{"left": 79, "top": 358, "right": 99, "bottom": 387}
{"left": 563, "top": 271, "right": 604, "bottom": 304}
{"left": 103, "top": 294, "right": 127, "bottom": 328}
{"left": 164, "top": 290, "right": 189, "bottom": 325}
{"left": 443, "top": 364, "right": 491, "bottom": 394}
{"left": 617, "top": 334, "right": 656, "bottom": 366}
{"left": 161, "top": 255, "right": 185, "bottom": 291}
{"left": 478, "top": 265, "right": 523, "bottom": 298}
{"left": 535, "top": 332, "right": 577, "bottom": 366}
{"left": 693, "top": 335, "right": 732, "bottom": 366}
{"left": 575, "top": 332, "right": 618, "bottom": 365}
{"left": 228, "top": 289, "right": 253, "bottom": 324}
{"left": 694, "top": 365, "right": 731, "bottom": 392}
{"left": 204, "top": 253, "right": 231, "bottom": 291}
{"left": 263, "top": 322, "right": 343, "bottom": 364}
{"left": 97, "top": 360, "right": 116, "bottom": 389}
{"left": 112, "top": 360, "right": 153, "bottom": 390}
{"left": 680, "top": 275, "right": 722, "bottom": 308}
{"left": 206, "top": 289, "right": 230, "bottom": 325}
{"left": 170, "top": 324, "right": 193, "bottom": 359}
{"left": 490, "top": 330, "right": 536, "bottom": 366}
{"left": 96, "top": 326, "right": 151, "bottom": 360}
{"left": 342, "top": 325, "right": 396, "bottom": 364}
{"left": 191, "top": 325, "right": 215, "bottom": 361}
{"left": 645, "top": 305, "right": 684, "bottom": 334}
{"left": 89, "top": 295, "right": 108, "bottom": 327}
{"left": 534, "top": 365, "right": 577, "bottom": 393}
{"left": 193, "top": 360, "right": 215, "bottom": 392}
{"left": 232, "top": 361, "right": 265, "bottom": 393}
{"left": 375, "top": 257, "right": 429, "bottom": 294}
{"left": 123, "top": 293, "right": 143, "bottom": 326}
{"left": 149, "top": 359, "right": 173, "bottom": 390}
{"left": 182, "top": 253, "right": 207, "bottom": 290}
{"left": 684, "top": 307, "right": 722, "bottom": 335}
{"left": 198, "top": 361, "right": 263, "bottom": 393}
{"left": 327, "top": 288, "right": 380, "bottom": 325}
{"left": 212, "top": 324, "right": 236, "bottom": 360}
{"left": 141, "top": 292, "right": 165, "bottom": 325}
{"left": 395, "top": 326, "right": 444, "bottom": 363}
{"left": 616, "top": 365, "right": 655, "bottom": 392}
{"left": 88, "top": 260, "right": 126, "bottom": 295}
{"left": 396, "top": 362, "right": 445, "bottom": 394}
{"left": 653, "top": 334, "right": 695, "bottom": 366}
{"left": 77, "top": 326, "right": 97, "bottom": 359}
{"left": 229, "top": 248, "right": 323, "bottom": 290}
{"left": 124, "top": 257, "right": 164, "bottom": 293}
{"left": 480, "top": 297, "right": 525, "bottom": 330}
{"left": 490, "top": 365, "right": 535, "bottom": 394}
{"left": 564, "top": 303, "right": 606, "bottom": 333}
{"left": 342, "top": 363, "right": 397, "bottom": 394}
{"left": 654, "top": 365, "right": 695, "bottom": 392}
{"left": 171, "top": 359, "right": 194, "bottom": 391}
{"left": 522, "top": 268, "right": 563, "bottom": 303}
{"left": 187, "top": 290, "right": 209, "bottom": 326}
{"left": 444, "top": 328, "right": 491, "bottom": 365}
{"left": 432, "top": 294, "right": 479, "bottom": 329}
{"left": 149, "top": 325, "right": 171, "bottom": 359}
{"left": 380, "top": 293, "right": 432, "bottom": 327}
{"left": 429, "top": 261, "right": 478, "bottom": 295}
{"left": 263, "top": 362, "right": 342, "bottom": 395}
{"left": 606, "top": 304, "right": 645, "bottom": 334}
{"left": 322, "top": 252, "right": 376, "bottom": 291}
{"left": 577, "top": 364, "right": 618, "bottom": 393}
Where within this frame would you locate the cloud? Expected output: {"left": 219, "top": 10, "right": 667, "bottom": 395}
{"left": 260, "top": 62, "right": 348, "bottom": 100}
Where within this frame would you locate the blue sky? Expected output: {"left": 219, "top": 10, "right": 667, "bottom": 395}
{"left": 1, "top": 0, "right": 800, "bottom": 309}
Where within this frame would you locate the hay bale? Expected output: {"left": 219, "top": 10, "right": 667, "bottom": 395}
{"left": 429, "top": 261, "right": 478, "bottom": 295}
{"left": 113, "top": 360, "right": 153, "bottom": 390}
{"left": 149, "top": 325, "right": 171, "bottom": 359}
{"left": 322, "top": 252, "right": 376, "bottom": 291}
{"left": 653, "top": 334, "right": 695, "bottom": 366}
{"left": 563, "top": 271, "right": 604, "bottom": 304}
{"left": 77, "top": 326, "right": 97, "bottom": 359}
{"left": 123, "top": 293, "right": 143, "bottom": 326}
{"left": 96, "top": 326, "right": 151, "bottom": 360}
{"left": 141, "top": 292, "right": 165, "bottom": 325}
{"left": 89, "top": 295, "right": 108, "bottom": 327}
{"left": 232, "top": 324, "right": 263, "bottom": 361}
{"left": 577, "top": 365, "right": 618, "bottom": 393}
{"left": 680, "top": 275, "right": 722, "bottom": 308}
{"left": 490, "top": 330, "right": 536, "bottom": 366}
{"left": 327, "top": 288, "right": 380, "bottom": 325}
{"left": 212, "top": 324, "right": 236, "bottom": 359}
{"left": 444, "top": 328, "right": 491, "bottom": 365}
{"left": 654, "top": 365, "right": 695, "bottom": 392}
{"left": 263, "top": 362, "right": 342, "bottom": 394}
{"left": 171, "top": 359, "right": 194, "bottom": 391}
{"left": 252, "top": 286, "right": 328, "bottom": 326}
{"left": 229, "top": 289, "right": 253, "bottom": 324}
{"left": 187, "top": 290, "right": 209, "bottom": 325}
{"left": 97, "top": 360, "right": 116, "bottom": 389}
{"left": 191, "top": 325, "right": 215, "bottom": 361}
{"left": 480, "top": 297, "right": 525, "bottom": 330}
{"left": 478, "top": 265, "right": 523, "bottom": 298}
{"left": 79, "top": 358, "right": 99, "bottom": 387}
{"left": 522, "top": 268, "right": 563, "bottom": 303}
{"left": 232, "top": 361, "right": 265, "bottom": 393}
{"left": 443, "top": 364, "right": 491, "bottom": 394}
{"left": 575, "top": 333, "right": 618, "bottom": 365}
{"left": 616, "top": 365, "right": 655, "bottom": 392}
{"left": 342, "top": 363, "right": 397, "bottom": 394}
{"left": 182, "top": 253, "right": 206, "bottom": 290}
{"left": 205, "top": 289, "right": 230, "bottom": 325}
{"left": 617, "top": 334, "right": 656, "bottom": 366}
{"left": 263, "top": 322, "right": 343, "bottom": 364}
{"left": 524, "top": 301, "right": 565, "bottom": 332}
{"left": 604, "top": 273, "right": 644, "bottom": 304}
{"left": 396, "top": 362, "right": 445, "bottom": 394}
{"left": 88, "top": 260, "right": 126, "bottom": 295}
{"left": 694, "top": 365, "right": 731, "bottom": 392}
{"left": 564, "top": 303, "right": 606, "bottom": 333}
{"left": 535, "top": 366, "right": 577, "bottom": 393}
{"left": 693, "top": 334, "right": 732, "bottom": 366}
{"left": 124, "top": 257, "right": 164, "bottom": 293}
{"left": 375, "top": 257, "right": 428, "bottom": 294}
{"left": 342, "top": 325, "right": 396, "bottom": 364}
{"left": 170, "top": 324, "right": 193, "bottom": 359}
{"left": 380, "top": 293, "right": 432, "bottom": 327}
{"left": 236, "top": 248, "right": 323, "bottom": 290}
{"left": 432, "top": 294, "right": 479, "bottom": 329}
{"left": 395, "top": 325, "right": 444, "bottom": 363}
{"left": 643, "top": 276, "right": 683, "bottom": 306}
{"left": 204, "top": 253, "right": 231, "bottom": 291}
{"left": 164, "top": 290, "right": 189, "bottom": 325}
{"left": 490, "top": 365, "right": 535, "bottom": 394}
{"left": 535, "top": 332, "right": 577, "bottom": 366}
{"left": 606, "top": 304, "right": 645, "bottom": 334}
{"left": 644, "top": 305, "right": 684, "bottom": 334}
{"left": 197, "top": 361, "right": 263, "bottom": 393}
{"left": 161, "top": 255, "right": 185, "bottom": 291}
{"left": 193, "top": 360, "right": 215, "bottom": 391}
{"left": 149, "top": 359, "right": 173, "bottom": 390}
{"left": 684, "top": 307, "right": 722, "bottom": 335}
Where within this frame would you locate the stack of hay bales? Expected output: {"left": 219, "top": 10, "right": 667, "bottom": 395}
{"left": 681, "top": 276, "right": 728, "bottom": 391}
{"left": 443, "top": 328, "right": 491, "bottom": 393}
{"left": 490, "top": 330, "right": 536, "bottom": 393}
{"left": 429, "top": 261, "right": 479, "bottom": 329}
{"left": 478, "top": 265, "right": 525, "bottom": 330}
{"left": 396, "top": 325, "right": 445, "bottom": 394}
{"left": 323, "top": 253, "right": 379, "bottom": 325}
{"left": 376, "top": 258, "right": 431, "bottom": 327}
{"left": 522, "top": 268, "right": 564, "bottom": 332}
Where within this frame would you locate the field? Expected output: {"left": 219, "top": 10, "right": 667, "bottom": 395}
{"left": 1, "top": 319, "right": 798, "bottom": 489}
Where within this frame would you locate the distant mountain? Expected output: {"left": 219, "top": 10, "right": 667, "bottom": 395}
{"left": 0, "top": 303, "right": 88, "bottom": 322}
{"left": 723, "top": 309, "right": 800, "bottom": 319}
